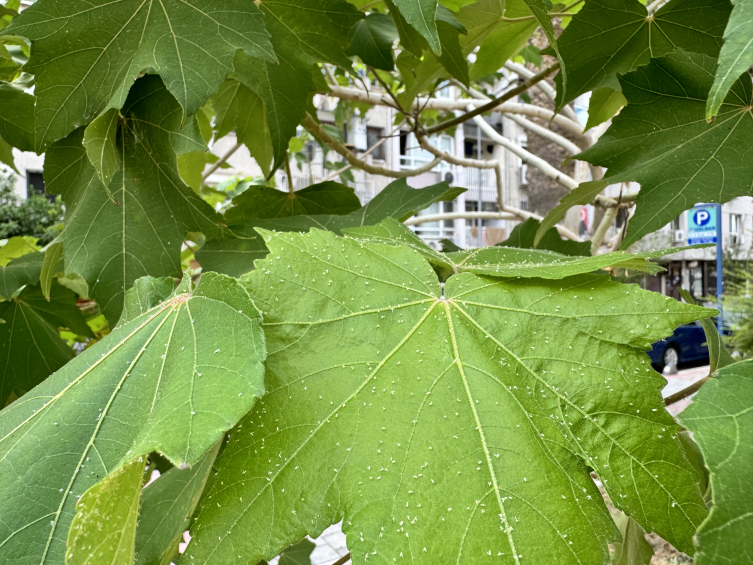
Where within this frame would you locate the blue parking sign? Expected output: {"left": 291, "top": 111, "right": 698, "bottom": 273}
{"left": 688, "top": 205, "right": 717, "bottom": 244}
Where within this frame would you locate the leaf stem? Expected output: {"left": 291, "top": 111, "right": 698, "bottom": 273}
{"left": 284, "top": 152, "right": 294, "bottom": 194}
{"left": 331, "top": 553, "right": 351, "bottom": 565}
{"left": 425, "top": 62, "right": 560, "bottom": 134}
{"left": 664, "top": 376, "right": 711, "bottom": 407}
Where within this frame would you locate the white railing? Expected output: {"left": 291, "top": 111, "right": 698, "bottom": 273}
{"left": 457, "top": 168, "right": 498, "bottom": 204}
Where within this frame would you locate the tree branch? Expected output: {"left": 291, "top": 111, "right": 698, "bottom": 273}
{"left": 415, "top": 131, "right": 498, "bottom": 168}
{"left": 590, "top": 205, "right": 618, "bottom": 254}
{"left": 302, "top": 114, "right": 441, "bottom": 178}
{"left": 328, "top": 85, "right": 589, "bottom": 141}
{"left": 472, "top": 114, "right": 579, "bottom": 190}
{"left": 506, "top": 113, "right": 584, "bottom": 155}
{"left": 503, "top": 61, "right": 580, "bottom": 124}
{"left": 664, "top": 376, "right": 711, "bottom": 406}
{"left": 425, "top": 62, "right": 561, "bottom": 134}
{"left": 202, "top": 141, "right": 241, "bottom": 182}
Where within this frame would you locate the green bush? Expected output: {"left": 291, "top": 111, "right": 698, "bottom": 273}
{"left": 0, "top": 170, "right": 63, "bottom": 245}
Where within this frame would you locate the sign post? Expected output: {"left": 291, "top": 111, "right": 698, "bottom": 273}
{"left": 687, "top": 204, "right": 723, "bottom": 331}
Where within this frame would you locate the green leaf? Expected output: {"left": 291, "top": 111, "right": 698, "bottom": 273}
{"left": 45, "top": 76, "right": 223, "bottom": 325}
{"left": 554, "top": 0, "right": 731, "bottom": 108}
{"left": 436, "top": 21, "right": 470, "bottom": 86}
{"left": 0, "top": 80, "right": 34, "bottom": 151}
{"left": 585, "top": 87, "right": 627, "bottom": 131}
{"left": 387, "top": 0, "right": 430, "bottom": 56}
{"left": 40, "top": 242, "right": 64, "bottom": 301}
{"left": 0, "top": 235, "right": 39, "bottom": 266}
{"left": 66, "top": 456, "right": 146, "bottom": 565}
{"left": 177, "top": 151, "right": 219, "bottom": 193}
{"left": 707, "top": 0, "right": 753, "bottom": 119}
{"left": 82, "top": 108, "right": 121, "bottom": 187}
{"left": 231, "top": 0, "right": 362, "bottom": 170}
{"left": 678, "top": 359, "right": 753, "bottom": 565}
{"left": 347, "top": 218, "right": 702, "bottom": 278}
{"left": 346, "top": 13, "right": 399, "bottom": 71}
{"left": 611, "top": 511, "right": 654, "bottom": 565}
{"left": 197, "top": 179, "right": 464, "bottom": 277}
{"left": 524, "top": 0, "right": 568, "bottom": 111}
{"left": 277, "top": 539, "right": 316, "bottom": 565}
{"left": 212, "top": 79, "right": 274, "bottom": 177}
{"left": 118, "top": 276, "right": 176, "bottom": 327}
{"left": 392, "top": 0, "right": 441, "bottom": 54}
{"left": 187, "top": 229, "right": 712, "bottom": 564}
{"left": 0, "top": 282, "right": 90, "bottom": 408}
{"left": 0, "top": 251, "right": 43, "bottom": 298}
{"left": 498, "top": 217, "right": 591, "bottom": 256}
{"left": 0, "top": 272, "right": 265, "bottom": 565}
{"left": 134, "top": 442, "right": 221, "bottom": 565}
{"left": 0, "top": 135, "right": 15, "bottom": 171}
{"left": 679, "top": 289, "right": 734, "bottom": 372}
{"left": 226, "top": 181, "right": 362, "bottom": 224}
{"left": 5, "top": 0, "right": 276, "bottom": 150}
{"left": 576, "top": 50, "right": 753, "bottom": 248}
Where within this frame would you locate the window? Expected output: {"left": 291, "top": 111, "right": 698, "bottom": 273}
{"left": 399, "top": 132, "right": 451, "bottom": 172}
{"left": 366, "top": 127, "right": 385, "bottom": 160}
{"left": 27, "top": 171, "right": 55, "bottom": 202}
{"left": 729, "top": 213, "right": 743, "bottom": 245}
{"left": 671, "top": 216, "right": 681, "bottom": 231}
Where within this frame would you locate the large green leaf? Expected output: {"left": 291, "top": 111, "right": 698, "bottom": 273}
{"left": 212, "top": 79, "right": 274, "bottom": 177}
{"left": 524, "top": 0, "right": 568, "bottom": 111}
{"left": 436, "top": 20, "right": 470, "bottom": 86}
{"left": 45, "top": 76, "right": 223, "bottom": 325}
{"left": 707, "top": 0, "right": 753, "bottom": 119}
{"left": 585, "top": 87, "right": 627, "bottom": 131}
{"left": 5, "top": 0, "right": 275, "bottom": 150}
{"left": 0, "top": 282, "right": 89, "bottom": 408}
{"left": 678, "top": 359, "right": 753, "bottom": 565}
{"left": 225, "top": 181, "right": 363, "bottom": 223}
{"left": 197, "top": 179, "right": 464, "bottom": 277}
{"left": 66, "top": 456, "right": 146, "bottom": 565}
{"left": 0, "top": 273, "right": 266, "bottom": 565}
{"left": 392, "top": 0, "right": 441, "bottom": 53}
{"left": 576, "top": 50, "right": 753, "bottom": 248}
{"left": 186, "top": 228, "right": 711, "bottom": 565}
{"left": 611, "top": 511, "right": 654, "bottom": 565}
{"left": 134, "top": 442, "right": 221, "bottom": 565}
{"left": 231, "top": 0, "right": 362, "bottom": 170}
{"left": 0, "top": 80, "right": 34, "bottom": 151}
{"left": 0, "top": 251, "right": 43, "bottom": 298}
{"left": 554, "top": 0, "right": 731, "bottom": 108}
{"left": 346, "top": 218, "right": 701, "bottom": 277}
{"left": 346, "top": 13, "right": 399, "bottom": 71}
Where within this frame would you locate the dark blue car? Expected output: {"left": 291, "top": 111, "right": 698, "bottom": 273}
{"left": 649, "top": 321, "right": 710, "bottom": 373}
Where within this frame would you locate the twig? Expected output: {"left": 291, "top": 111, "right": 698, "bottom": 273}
{"left": 506, "top": 114, "right": 583, "bottom": 154}
{"left": 664, "top": 376, "right": 711, "bottom": 406}
{"left": 331, "top": 553, "right": 351, "bottom": 565}
{"left": 472, "top": 113, "right": 579, "bottom": 190}
{"left": 202, "top": 142, "right": 241, "bottom": 182}
{"left": 425, "top": 62, "right": 561, "bottom": 134}
{"left": 415, "top": 131, "right": 498, "bottom": 168}
{"left": 303, "top": 114, "right": 441, "bottom": 177}
{"left": 590, "top": 205, "right": 618, "bottom": 254}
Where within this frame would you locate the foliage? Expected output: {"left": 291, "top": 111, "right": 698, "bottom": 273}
{"left": 0, "top": 0, "right": 751, "bottom": 563}
{"left": 0, "top": 171, "right": 63, "bottom": 245}
{"left": 722, "top": 268, "right": 753, "bottom": 357}
{"left": 679, "top": 358, "right": 753, "bottom": 565}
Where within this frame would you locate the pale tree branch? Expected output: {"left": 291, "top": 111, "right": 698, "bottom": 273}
{"left": 302, "top": 114, "right": 441, "bottom": 178}
{"left": 328, "top": 85, "right": 589, "bottom": 142}
{"left": 426, "top": 62, "right": 561, "bottom": 134}
{"left": 323, "top": 132, "right": 391, "bottom": 181}
{"left": 506, "top": 113, "right": 584, "bottom": 155}
{"left": 590, "top": 205, "right": 618, "bottom": 254}
{"left": 503, "top": 61, "right": 580, "bottom": 124}
{"left": 415, "top": 131, "right": 498, "bottom": 169}
{"left": 472, "top": 113, "right": 580, "bottom": 190}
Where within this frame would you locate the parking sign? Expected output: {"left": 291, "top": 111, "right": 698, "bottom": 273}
{"left": 687, "top": 205, "right": 717, "bottom": 244}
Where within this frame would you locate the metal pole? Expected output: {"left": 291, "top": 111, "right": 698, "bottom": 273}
{"left": 477, "top": 125, "right": 483, "bottom": 247}
{"left": 716, "top": 203, "right": 723, "bottom": 332}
